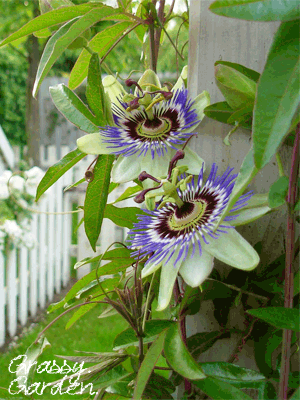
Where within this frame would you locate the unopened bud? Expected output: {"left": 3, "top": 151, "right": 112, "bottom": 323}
{"left": 125, "top": 79, "right": 136, "bottom": 87}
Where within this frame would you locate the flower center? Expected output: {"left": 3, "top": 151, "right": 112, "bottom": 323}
{"left": 137, "top": 117, "right": 171, "bottom": 139}
{"left": 169, "top": 201, "right": 207, "bottom": 231}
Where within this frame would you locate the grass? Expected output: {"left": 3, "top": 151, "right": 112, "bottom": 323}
{"left": 0, "top": 303, "right": 128, "bottom": 400}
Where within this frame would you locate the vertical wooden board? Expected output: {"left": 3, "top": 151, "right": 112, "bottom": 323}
{"left": 19, "top": 246, "right": 29, "bottom": 326}
{"left": 29, "top": 213, "right": 38, "bottom": 317}
{"left": 187, "top": 0, "right": 289, "bottom": 261}
{"left": 62, "top": 170, "right": 72, "bottom": 286}
{"left": 7, "top": 246, "right": 17, "bottom": 337}
{"left": 47, "top": 186, "right": 55, "bottom": 301}
{"left": 0, "top": 232, "right": 6, "bottom": 346}
{"left": 54, "top": 178, "right": 63, "bottom": 292}
{"left": 38, "top": 197, "right": 47, "bottom": 308}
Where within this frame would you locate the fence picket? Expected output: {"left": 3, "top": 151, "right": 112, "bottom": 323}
{"left": 47, "top": 187, "right": 55, "bottom": 301}
{"left": 62, "top": 171, "right": 72, "bottom": 286}
{"left": 54, "top": 178, "right": 63, "bottom": 293}
{"left": 19, "top": 246, "right": 28, "bottom": 326}
{"left": 39, "top": 197, "right": 47, "bottom": 309}
{"left": 7, "top": 246, "right": 17, "bottom": 337}
{"left": 0, "top": 232, "right": 5, "bottom": 346}
{"left": 29, "top": 213, "right": 38, "bottom": 317}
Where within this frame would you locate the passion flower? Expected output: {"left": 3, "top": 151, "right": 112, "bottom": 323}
{"left": 128, "top": 163, "right": 259, "bottom": 311}
{"left": 77, "top": 69, "right": 210, "bottom": 183}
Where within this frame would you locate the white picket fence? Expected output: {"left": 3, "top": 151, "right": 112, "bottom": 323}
{"left": 0, "top": 142, "right": 132, "bottom": 347}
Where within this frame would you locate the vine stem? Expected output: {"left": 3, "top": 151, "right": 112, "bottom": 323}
{"left": 174, "top": 279, "right": 192, "bottom": 395}
{"left": 279, "top": 122, "right": 300, "bottom": 400}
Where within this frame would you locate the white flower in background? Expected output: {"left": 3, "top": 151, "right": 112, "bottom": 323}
{"left": 10, "top": 175, "right": 25, "bottom": 192}
{"left": 24, "top": 167, "right": 44, "bottom": 197}
{"left": 0, "top": 220, "right": 23, "bottom": 245}
{"left": 0, "top": 170, "right": 12, "bottom": 199}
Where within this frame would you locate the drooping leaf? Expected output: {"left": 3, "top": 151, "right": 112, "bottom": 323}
{"left": 36, "top": 148, "right": 86, "bottom": 201}
{"left": 133, "top": 329, "right": 168, "bottom": 400}
{"left": 84, "top": 155, "right": 114, "bottom": 251}
{"left": 63, "top": 177, "right": 86, "bottom": 192}
{"left": 164, "top": 322, "right": 206, "bottom": 380}
{"left": 215, "top": 61, "right": 260, "bottom": 83}
{"left": 50, "top": 84, "right": 98, "bottom": 132}
{"left": 113, "top": 320, "right": 174, "bottom": 350}
{"left": 204, "top": 102, "right": 252, "bottom": 130}
{"left": 0, "top": 4, "right": 107, "bottom": 46}
{"left": 215, "top": 63, "right": 256, "bottom": 109}
{"left": 209, "top": 0, "right": 300, "bottom": 22}
{"left": 194, "top": 377, "right": 253, "bottom": 400}
{"left": 253, "top": 20, "right": 300, "bottom": 169}
{"left": 268, "top": 176, "right": 289, "bottom": 208}
{"left": 69, "top": 21, "right": 134, "bottom": 89}
{"left": 16, "top": 337, "right": 51, "bottom": 388}
{"left": 104, "top": 204, "right": 146, "bottom": 229}
{"left": 86, "top": 53, "right": 107, "bottom": 126}
{"left": 114, "top": 185, "right": 141, "bottom": 204}
{"left": 88, "top": 366, "right": 131, "bottom": 392}
{"left": 247, "top": 307, "right": 300, "bottom": 331}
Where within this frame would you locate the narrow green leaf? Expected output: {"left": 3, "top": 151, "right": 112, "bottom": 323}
{"left": 268, "top": 176, "right": 289, "bottom": 208}
{"left": 86, "top": 53, "right": 106, "bottom": 125}
{"left": 33, "top": 7, "right": 122, "bottom": 96}
{"left": 295, "top": 199, "right": 300, "bottom": 212}
{"left": 209, "top": 0, "right": 300, "bottom": 22}
{"left": 294, "top": 271, "right": 300, "bottom": 296}
{"left": 133, "top": 330, "right": 168, "bottom": 400}
{"left": 215, "top": 63, "right": 256, "bottom": 109}
{"left": 247, "top": 307, "right": 300, "bottom": 331}
{"left": 194, "top": 377, "right": 253, "bottom": 400}
{"left": 200, "top": 362, "right": 265, "bottom": 384}
{"left": 113, "top": 320, "right": 174, "bottom": 350}
{"left": 74, "top": 248, "right": 133, "bottom": 269}
{"left": 104, "top": 204, "right": 145, "bottom": 229}
{"left": 36, "top": 148, "right": 86, "bottom": 201}
{"left": 258, "top": 381, "right": 277, "bottom": 400}
{"left": 0, "top": 4, "right": 107, "bottom": 47}
{"left": 16, "top": 337, "right": 51, "bottom": 388}
{"left": 164, "top": 322, "right": 206, "bottom": 380}
{"left": 89, "top": 366, "right": 131, "bottom": 392}
{"left": 215, "top": 61, "right": 260, "bottom": 83}
{"left": 289, "top": 387, "right": 300, "bottom": 400}
{"left": 253, "top": 20, "right": 300, "bottom": 169}
{"left": 114, "top": 185, "right": 141, "bottom": 204}
{"left": 50, "top": 84, "right": 98, "bottom": 132}
{"left": 227, "top": 103, "right": 253, "bottom": 125}
{"left": 204, "top": 102, "right": 252, "bottom": 130}
{"left": 187, "top": 331, "right": 229, "bottom": 359}
{"left": 65, "top": 302, "right": 97, "bottom": 329}
{"left": 64, "top": 177, "right": 86, "bottom": 192}
{"left": 69, "top": 21, "right": 133, "bottom": 89}
{"left": 84, "top": 155, "right": 114, "bottom": 251}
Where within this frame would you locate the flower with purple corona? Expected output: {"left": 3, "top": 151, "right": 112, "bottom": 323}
{"left": 128, "top": 163, "right": 260, "bottom": 311}
{"left": 77, "top": 68, "right": 210, "bottom": 183}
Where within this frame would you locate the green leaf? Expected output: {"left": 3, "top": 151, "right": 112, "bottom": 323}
{"left": 187, "top": 331, "right": 229, "bottom": 359}
{"left": 104, "top": 204, "right": 145, "bottom": 229}
{"left": 194, "top": 377, "right": 253, "bottom": 400}
{"left": 215, "top": 63, "right": 256, "bottom": 109}
{"left": 209, "top": 0, "right": 300, "bottom": 22}
{"left": 16, "top": 337, "right": 51, "bottom": 388}
{"left": 33, "top": 7, "right": 124, "bottom": 96}
{"left": 114, "top": 185, "right": 141, "bottom": 204}
{"left": 74, "top": 248, "right": 133, "bottom": 270}
{"left": 258, "top": 381, "right": 277, "bottom": 400}
{"left": 65, "top": 302, "right": 97, "bottom": 329}
{"left": 63, "top": 177, "right": 86, "bottom": 192}
{"left": 133, "top": 329, "right": 168, "bottom": 400}
{"left": 49, "top": 84, "right": 98, "bottom": 132}
{"left": 86, "top": 53, "right": 107, "bottom": 126}
{"left": 89, "top": 366, "right": 131, "bottom": 391}
{"left": 0, "top": 4, "right": 107, "bottom": 47}
{"left": 69, "top": 21, "right": 134, "bottom": 89}
{"left": 294, "top": 271, "right": 300, "bottom": 296}
{"left": 36, "top": 148, "right": 86, "bottom": 201}
{"left": 253, "top": 20, "right": 300, "bottom": 169}
{"left": 264, "top": 330, "right": 282, "bottom": 370}
{"left": 247, "top": 307, "right": 300, "bottom": 331}
{"left": 215, "top": 61, "right": 260, "bottom": 83}
{"left": 290, "top": 387, "right": 300, "bottom": 400}
{"left": 113, "top": 320, "right": 174, "bottom": 350}
{"left": 268, "top": 176, "right": 289, "bottom": 208}
{"left": 295, "top": 199, "right": 300, "bottom": 212}
{"left": 164, "top": 322, "right": 206, "bottom": 380}
{"left": 227, "top": 103, "right": 253, "bottom": 125}
{"left": 204, "top": 102, "right": 252, "bottom": 130}
{"left": 84, "top": 155, "right": 114, "bottom": 251}
{"left": 200, "top": 362, "right": 265, "bottom": 385}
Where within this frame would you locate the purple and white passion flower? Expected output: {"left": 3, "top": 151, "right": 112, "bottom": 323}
{"left": 77, "top": 68, "right": 210, "bottom": 183}
{"left": 128, "top": 163, "right": 260, "bottom": 311}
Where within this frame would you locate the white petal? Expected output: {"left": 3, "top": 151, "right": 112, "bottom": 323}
{"left": 141, "top": 151, "right": 171, "bottom": 179}
{"left": 77, "top": 133, "right": 112, "bottom": 155}
{"left": 172, "top": 66, "right": 188, "bottom": 92}
{"left": 205, "top": 229, "right": 259, "bottom": 271}
{"left": 156, "top": 248, "right": 184, "bottom": 311}
{"left": 177, "top": 146, "right": 205, "bottom": 175}
{"left": 179, "top": 247, "right": 214, "bottom": 287}
{"left": 111, "top": 155, "right": 141, "bottom": 183}
{"left": 141, "top": 260, "right": 163, "bottom": 278}
{"left": 230, "top": 206, "right": 271, "bottom": 227}
{"left": 193, "top": 90, "right": 210, "bottom": 121}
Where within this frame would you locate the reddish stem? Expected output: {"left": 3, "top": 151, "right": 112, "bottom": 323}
{"left": 279, "top": 123, "right": 300, "bottom": 400}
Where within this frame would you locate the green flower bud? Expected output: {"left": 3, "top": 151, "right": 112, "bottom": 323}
{"left": 102, "top": 75, "right": 127, "bottom": 106}
{"left": 137, "top": 69, "right": 161, "bottom": 94}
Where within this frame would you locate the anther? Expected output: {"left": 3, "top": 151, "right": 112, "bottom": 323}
{"left": 138, "top": 171, "right": 161, "bottom": 183}
{"left": 125, "top": 79, "right": 143, "bottom": 95}
{"left": 168, "top": 150, "right": 185, "bottom": 178}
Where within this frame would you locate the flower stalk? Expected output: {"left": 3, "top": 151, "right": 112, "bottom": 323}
{"left": 279, "top": 123, "right": 300, "bottom": 400}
